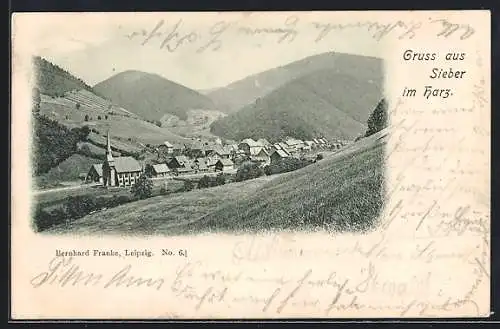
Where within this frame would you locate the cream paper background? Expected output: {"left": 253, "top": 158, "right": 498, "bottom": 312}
{"left": 11, "top": 11, "right": 490, "bottom": 319}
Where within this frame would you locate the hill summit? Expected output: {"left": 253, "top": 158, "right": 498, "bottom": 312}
{"left": 93, "top": 70, "right": 219, "bottom": 122}
{"left": 207, "top": 51, "right": 384, "bottom": 114}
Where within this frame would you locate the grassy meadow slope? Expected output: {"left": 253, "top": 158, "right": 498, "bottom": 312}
{"left": 47, "top": 129, "right": 387, "bottom": 236}
{"left": 32, "top": 57, "right": 192, "bottom": 186}
{"left": 207, "top": 52, "right": 383, "bottom": 114}
{"left": 210, "top": 70, "right": 382, "bottom": 142}
{"left": 93, "top": 70, "right": 219, "bottom": 121}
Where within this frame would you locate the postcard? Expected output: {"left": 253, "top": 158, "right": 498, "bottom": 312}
{"left": 10, "top": 10, "right": 490, "bottom": 319}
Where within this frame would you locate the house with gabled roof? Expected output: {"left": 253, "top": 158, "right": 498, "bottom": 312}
{"left": 167, "top": 155, "right": 190, "bottom": 170}
{"left": 213, "top": 145, "right": 231, "bottom": 159}
{"left": 152, "top": 163, "right": 170, "bottom": 177}
{"left": 189, "top": 141, "right": 205, "bottom": 158}
{"left": 177, "top": 165, "right": 195, "bottom": 175}
{"left": 251, "top": 148, "right": 271, "bottom": 166}
{"left": 160, "top": 141, "right": 174, "bottom": 154}
{"left": 270, "top": 149, "right": 290, "bottom": 164}
{"left": 238, "top": 138, "right": 263, "bottom": 156}
{"left": 86, "top": 163, "right": 103, "bottom": 184}
{"left": 215, "top": 158, "right": 234, "bottom": 172}
{"left": 205, "top": 157, "right": 219, "bottom": 171}
{"left": 285, "top": 137, "right": 305, "bottom": 150}
{"left": 196, "top": 159, "right": 209, "bottom": 172}
{"left": 202, "top": 143, "right": 216, "bottom": 157}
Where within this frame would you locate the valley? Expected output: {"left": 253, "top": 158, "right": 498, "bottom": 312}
{"left": 30, "top": 51, "right": 388, "bottom": 235}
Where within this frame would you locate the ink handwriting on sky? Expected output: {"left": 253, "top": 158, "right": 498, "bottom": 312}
{"left": 125, "top": 15, "right": 475, "bottom": 53}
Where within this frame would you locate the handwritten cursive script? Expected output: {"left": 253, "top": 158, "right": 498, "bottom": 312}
{"left": 125, "top": 15, "right": 476, "bottom": 54}
{"left": 31, "top": 256, "right": 165, "bottom": 291}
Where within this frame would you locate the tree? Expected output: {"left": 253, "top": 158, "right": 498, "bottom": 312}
{"left": 215, "top": 173, "right": 226, "bottom": 186}
{"left": 365, "top": 98, "right": 388, "bottom": 137}
{"left": 65, "top": 195, "right": 97, "bottom": 219}
{"left": 197, "top": 175, "right": 211, "bottom": 189}
{"left": 183, "top": 180, "right": 194, "bottom": 192}
{"left": 32, "top": 115, "right": 89, "bottom": 175}
{"left": 72, "top": 125, "right": 90, "bottom": 140}
{"left": 144, "top": 163, "right": 155, "bottom": 177}
{"left": 32, "top": 87, "right": 41, "bottom": 114}
{"left": 265, "top": 157, "right": 312, "bottom": 176}
{"left": 79, "top": 144, "right": 92, "bottom": 156}
{"left": 316, "top": 153, "right": 324, "bottom": 161}
{"left": 235, "top": 162, "right": 263, "bottom": 182}
{"left": 131, "top": 175, "right": 153, "bottom": 199}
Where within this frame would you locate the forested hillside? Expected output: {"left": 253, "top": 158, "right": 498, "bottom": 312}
{"left": 210, "top": 70, "right": 382, "bottom": 142}
{"left": 32, "top": 56, "right": 94, "bottom": 97}
{"left": 207, "top": 51, "right": 383, "bottom": 113}
{"left": 32, "top": 114, "right": 91, "bottom": 175}
{"left": 93, "top": 70, "right": 218, "bottom": 121}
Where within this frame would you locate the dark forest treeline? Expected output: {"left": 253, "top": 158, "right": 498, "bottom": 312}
{"left": 32, "top": 114, "right": 91, "bottom": 175}
{"left": 32, "top": 56, "right": 93, "bottom": 97}
{"left": 364, "top": 98, "right": 388, "bottom": 137}
{"left": 209, "top": 71, "right": 381, "bottom": 143}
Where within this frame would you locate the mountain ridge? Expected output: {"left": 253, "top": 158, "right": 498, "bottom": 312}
{"left": 210, "top": 66, "right": 384, "bottom": 142}
{"left": 207, "top": 51, "right": 383, "bottom": 114}
{"left": 93, "top": 70, "right": 219, "bottom": 121}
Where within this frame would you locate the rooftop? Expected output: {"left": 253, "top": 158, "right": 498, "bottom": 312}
{"left": 217, "top": 158, "right": 234, "bottom": 166}
{"left": 113, "top": 156, "right": 142, "bottom": 173}
{"left": 90, "top": 163, "right": 103, "bottom": 176}
{"left": 152, "top": 163, "right": 170, "bottom": 173}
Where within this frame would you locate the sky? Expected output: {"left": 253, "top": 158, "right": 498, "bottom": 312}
{"left": 13, "top": 12, "right": 387, "bottom": 90}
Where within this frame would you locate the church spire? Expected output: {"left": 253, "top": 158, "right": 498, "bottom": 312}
{"left": 106, "top": 130, "right": 114, "bottom": 162}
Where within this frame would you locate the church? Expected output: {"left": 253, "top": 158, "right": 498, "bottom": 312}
{"left": 102, "top": 131, "right": 143, "bottom": 187}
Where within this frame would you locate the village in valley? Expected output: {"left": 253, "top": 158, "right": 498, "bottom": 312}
{"left": 85, "top": 131, "right": 349, "bottom": 188}
{"left": 31, "top": 42, "right": 386, "bottom": 235}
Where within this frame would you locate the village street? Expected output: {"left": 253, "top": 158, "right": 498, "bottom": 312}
{"left": 34, "top": 169, "right": 238, "bottom": 198}
{"left": 33, "top": 182, "right": 99, "bottom": 196}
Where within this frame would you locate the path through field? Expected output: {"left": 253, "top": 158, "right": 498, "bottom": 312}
{"left": 33, "top": 183, "right": 98, "bottom": 196}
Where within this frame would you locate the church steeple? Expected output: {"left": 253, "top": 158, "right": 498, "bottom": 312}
{"left": 106, "top": 130, "right": 114, "bottom": 163}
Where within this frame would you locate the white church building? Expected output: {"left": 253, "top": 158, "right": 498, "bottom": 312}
{"left": 102, "top": 131, "right": 143, "bottom": 187}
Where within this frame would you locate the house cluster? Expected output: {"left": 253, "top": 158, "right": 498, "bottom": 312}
{"left": 153, "top": 141, "right": 237, "bottom": 178}
{"left": 238, "top": 136, "right": 345, "bottom": 165}
{"left": 85, "top": 131, "right": 349, "bottom": 186}
{"left": 151, "top": 136, "right": 345, "bottom": 178}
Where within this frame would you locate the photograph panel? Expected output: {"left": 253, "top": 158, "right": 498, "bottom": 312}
{"left": 11, "top": 11, "right": 490, "bottom": 319}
